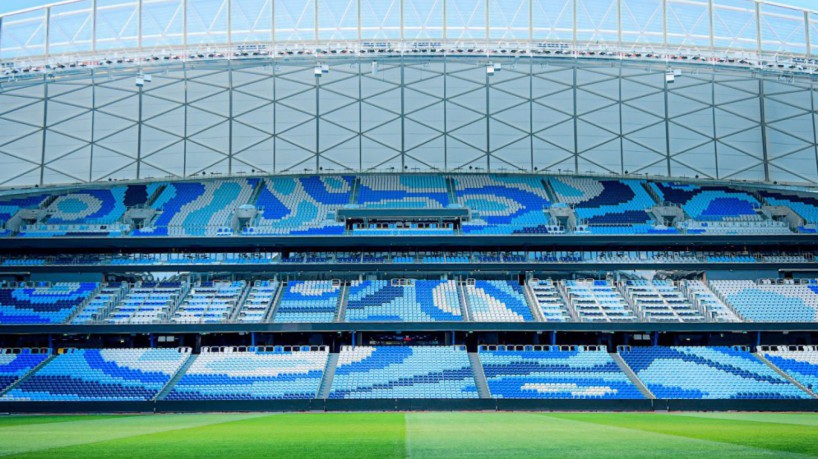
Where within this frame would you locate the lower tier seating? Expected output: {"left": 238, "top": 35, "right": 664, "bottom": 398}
{"left": 2, "top": 348, "right": 190, "bottom": 401}
{"left": 479, "top": 346, "right": 643, "bottom": 399}
{"left": 165, "top": 347, "right": 328, "bottom": 400}
{"left": 619, "top": 346, "right": 809, "bottom": 399}
{"left": 762, "top": 347, "right": 818, "bottom": 393}
{"left": 329, "top": 346, "right": 478, "bottom": 399}
{"left": 0, "top": 349, "right": 50, "bottom": 392}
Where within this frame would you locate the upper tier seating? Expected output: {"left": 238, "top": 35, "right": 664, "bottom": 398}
{"left": 234, "top": 280, "right": 279, "bottom": 323}
{"left": 0, "top": 282, "right": 99, "bottom": 324}
{"left": 709, "top": 279, "right": 818, "bottom": 322}
{"left": 680, "top": 280, "right": 741, "bottom": 322}
{"left": 621, "top": 280, "right": 705, "bottom": 322}
{"left": 527, "top": 279, "right": 572, "bottom": 322}
{"left": 548, "top": 177, "right": 662, "bottom": 231}
{"left": 345, "top": 279, "right": 462, "bottom": 322}
{"left": 45, "top": 184, "right": 159, "bottom": 225}
{"left": 762, "top": 347, "right": 818, "bottom": 393}
{"left": 250, "top": 176, "right": 352, "bottom": 235}
{"left": 455, "top": 175, "right": 552, "bottom": 234}
{"left": 2, "top": 348, "right": 190, "bottom": 401}
{"left": 0, "top": 349, "right": 50, "bottom": 392}
{"left": 479, "top": 346, "right": 643, "bottom": 399}
{"left": 650, "top": 182, "right": 761, "bottom": 222}
{"left": 71, "top": 283, "right": 128, "bottom": 324}
{"left": 463, "top": 280, "right": 533, "bottom": 322}
{"left": 105, "top": 282, "right": 187, "bottom": 324}
{"left": 165, "top": 347, "right": 328, "bottom": 400}
{"left": 619, "top": 346, "right": 809, "bottom": 399}
{"left": 329, "top": 346, "right": 478, "bottom": 399}
{"left": 760, "top": 190, "right": 818, "bottom": 224}
{"left": 134, "top": 179, "right": 257, "bottom": 236}
{"left": 273, "top": 281, "right": 341, "bottom": 323}
{"left": 357, "top": 175, "right": 449, "bottom": 208}
{"left": 172, "top": 281, "right": 246, "bottom": 324}
{"left": 0, "top": 193, "right": 51, "bottom": 235}
{"left": 561, "top": 280, "right": 636, "bottom": 322}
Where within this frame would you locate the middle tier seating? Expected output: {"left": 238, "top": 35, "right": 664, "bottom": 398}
{"left": 165, "top": 346, "right": 328, "bottom": 400}
{"left": 619, "top": 346, "right": 809, "bottom": 399}
{"left": 234, "top": 280, "right": 279, "bottom": 323}
{"left": 0, "top": 282, "right": 99, "bottom": 324}
{"left": 172, "top": 281, "right": 246, "bottom": 324}
{"left": 561, "top": 280, "right": 636, "bottom": 322}
{"left": 105, "top": 282, "right": 187, "bottom": 324}
{"left": 526, "top": 279, "right": 572, "bottom": 322}
{"left": 2, "top": 348, "right": 190, "bottom": 401}
{"left": 709, "top": 279, "right": 818, "bottom": 322}
{"left": 345, "top": 279, "right": 462, "bottom": 322}
{"left": 273, "top": 280, "right": 341, "bottom": 323}
{"left": 463, "top": 280, "right": 533, "bottom": 322}
{"left": 329, "top": 346, "right": 478, "bottom": 399}
{"left": 621, "top": 280, "right": 705, "bottom": 322}
{"left": 479, "top": 346, "right": 643, "bottom": 399}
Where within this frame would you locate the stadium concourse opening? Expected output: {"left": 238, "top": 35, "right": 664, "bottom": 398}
{"left": 3, "top": 0, "right": 818, "bottom": 415}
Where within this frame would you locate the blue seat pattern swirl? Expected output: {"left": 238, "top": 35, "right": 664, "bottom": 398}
{"left": 2, "top": 348, "right": 189, "bottom": 401}
{"left": 619, "top": 346, "right": 809, "bottom": 399}
{"left": 329, "top": 346, "right": 478, "bottom": 399}
{"left": 480, "top": 348, "right": 643, "bottom": 399}
{"left": 165, "top": 348, "right": 328, "bottom": 400}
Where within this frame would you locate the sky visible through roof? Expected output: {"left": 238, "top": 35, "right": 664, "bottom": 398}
{"left": 1, "top": 0, "right": 817, "bottom": 15}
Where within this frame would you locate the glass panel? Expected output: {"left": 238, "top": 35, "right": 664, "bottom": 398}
{"left": 187, "top": 0, "right": 228, "bottom": 46}
{"left": 360, "top": 0, "right": 400, "bottom": 40}
{"left": 621, "top": 0, "right": 663, "bottom": 46}
{"left": 142, "top": 0, "right": 184, "bottom": 50}
{"left": 666, "top": 0, "right": 711, "bottom": 49}
{"left": 489, "top": 0, "right": 528, "bottom": 42}
{"left": 576, "top": 0, "right": 618, "bottom": 46}
{"left": 49, "top": 0, "right": 93, "bottom": 56}
{"left": 447, "top": 0, "right": 486, "bottom": 43}
{"left": 759, "top": 4, "right": 806, "bottom": 55}
{"left": 403, "top": 0, "right": 443, "bottom": 42}
{"left": 811, "top": 13, "right": 818, "bottom": 57}
{"left": 95, "top": 0, "right": 139, "bottom": 51}
{"left": 275, "top": 0, "right": 315, "bottom": 43}
{"left": 713, "top": 0, "right": 757, "bottom": 52}
{"left": 1, "top": 10, "right": 47, "bottom": 59}
{"left": 532, "top": 0, "right": 573, "bottom": 42}
{"left": 317, "top": 0, "right": 357, "bottom": 41}
{"left": 231, "top": 0, "right": 272, "bottom": 45}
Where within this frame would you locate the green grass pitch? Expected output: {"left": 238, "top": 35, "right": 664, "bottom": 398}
{"left": 1, "top": 412, "right": 817, "bottom": 458}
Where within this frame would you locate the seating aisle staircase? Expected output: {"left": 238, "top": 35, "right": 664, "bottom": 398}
{"left": 317, "top": 353, "right": 340, "bottom": 399}
{"left": 457, "top": 281, "right": 472, "bottom": 322}
{"left": 334, "top": 283, "right": 349, "bottom": 322}
{"left": 0, "top": 353, "right": 56, "bottom": 397}
{"left": 155, "top": 353, "right": 199, "bottom": 400}
{"left": 522, "top": 282, "right": 547, "bottom": 322}
{"left": 263, "top": 282, "right": 286, "bottom": 322}
{"left": 468, "top": 352, "right": 491, "bottom": 399}
{"left": 611, "top": 351, "right": 654, "bottom": 399}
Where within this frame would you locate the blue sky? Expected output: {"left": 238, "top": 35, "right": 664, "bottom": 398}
{"left": 0, "top": 0, "right": 816, "bottom": 15}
